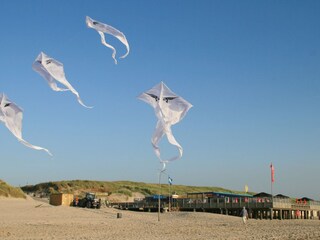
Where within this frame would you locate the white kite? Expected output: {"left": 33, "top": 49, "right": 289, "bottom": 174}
{"left": 86, "top": 16, "right": 130, "bottom": 64}
{"left": 0, "top": 93, "right": 52, "bottom": 156}
{"left": 32, "top": 52, "right": 92, "bottom": 108}
{"left": 138, "top": 82, "right": 192, "bottom": 170}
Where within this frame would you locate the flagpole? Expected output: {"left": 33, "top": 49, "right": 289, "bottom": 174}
{"left": 168, "top": 176, "right": 173, "bottom": 212}
{"left": 270, "top": 165, "right": 272, "bottom": 198}
{"left": 168, "top": 181, "right": 171, "bottom": 212}
{"left": 158, "top": 170, "right": 162, "bottom": 222}
{"left": 270, "top": 163, "right": 274, "bottom": 204}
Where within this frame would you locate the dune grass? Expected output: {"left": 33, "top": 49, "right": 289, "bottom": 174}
{"left": 0, "top": 180, "right": 26, "bottom": 199}
{"left": 21, "top": 179, "right": 252, "bottom": 198}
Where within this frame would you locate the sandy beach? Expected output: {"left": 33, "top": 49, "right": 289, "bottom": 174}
{"left": 1, "top": 197, "right": 320, "bottom": 240}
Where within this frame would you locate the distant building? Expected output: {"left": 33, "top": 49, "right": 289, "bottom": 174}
{"left": 50, "top": 193, "right": 74, "bottom": 206}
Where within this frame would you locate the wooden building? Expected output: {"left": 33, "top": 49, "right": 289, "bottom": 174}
{"left": 49, "top": 193, "right": 74, "bottom": 206}
{"left": 114, "top": 191, "right": 320, "bottom": 220}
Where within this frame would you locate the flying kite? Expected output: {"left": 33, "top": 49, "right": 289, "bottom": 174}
{"left": 86, "top": 16, "right": 130, "bottom": 64}
{"left": 32, "top": 52, "right": 92, "bottom": 108}
{"left": 138, "top": 82, "right": 192, "bottom": 170}
{"left": 0, "top": 93, "right": 52, "bottom": 156}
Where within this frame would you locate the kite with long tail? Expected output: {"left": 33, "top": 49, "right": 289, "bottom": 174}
{"left": 86, "top": 16, "right": 130, "bottom": 64}
{"left": 0, "top": 93, "right": 52, "bottom": 156}
{"left": 138, "top": 82, "right": 192, "bottom": 170}
{"left": 32, "top": 52, "right": 92, "bottom": 108}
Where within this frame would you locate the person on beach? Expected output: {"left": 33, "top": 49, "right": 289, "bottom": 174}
{"left": 240, "top": 207, "right": 248, "bottom": 224}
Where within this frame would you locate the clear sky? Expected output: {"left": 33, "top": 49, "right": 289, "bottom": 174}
{"left": 0, "top": 0, "right": 319, "bottom": 199}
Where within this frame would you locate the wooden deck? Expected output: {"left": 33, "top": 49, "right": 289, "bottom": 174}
{"left": 114, "top": 197, "right": 320, "bottom": 220}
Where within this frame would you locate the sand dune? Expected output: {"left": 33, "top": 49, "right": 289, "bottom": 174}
{"left": 1, "top": 197, "right": 320, "bottom": 239}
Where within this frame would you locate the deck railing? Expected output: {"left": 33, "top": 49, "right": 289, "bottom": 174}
{"left": 175, "top": 197, "right": 273, "bottom": 209}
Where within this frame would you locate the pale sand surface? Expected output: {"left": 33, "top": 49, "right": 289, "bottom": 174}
{"left": 1, "top": 197, "right": 320, "bottom": 239}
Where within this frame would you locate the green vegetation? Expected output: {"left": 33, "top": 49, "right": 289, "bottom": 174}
{"left": 21, "top": 179, "right": 252, "bottom": 197}
{"left": 0, "top": 180, "right": 26, "bottom": 199}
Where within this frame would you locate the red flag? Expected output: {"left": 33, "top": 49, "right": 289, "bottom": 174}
{"left": 270, "top": 163, "right": 275, "bottom": 183}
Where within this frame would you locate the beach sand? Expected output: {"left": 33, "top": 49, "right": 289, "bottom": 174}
{"left": 1, "top": 197, "right": 320, "bottom": 239}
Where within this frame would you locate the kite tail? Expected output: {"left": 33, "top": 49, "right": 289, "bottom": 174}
{"left": 151, "top": 121, "right": 183, "bottom": 167}
{"left": 119, "top": 49, "right": 129, "bottom": 59}
{"left": 165, "top": 128, "right": 183, "bottom": 162}
{"left": 66, "top": 83, "right": 93, "bottom": 109}
{"left": 18, "top": 138, "right": 53, "bottom": 156}
{"left": 55, "top": 88, "right": 70, "bottom": 92}
{"left": 161, "top": 162, "right": 166, "bottom": 172}
{"left": 77, "top": 97, "right": 93, "bottom": 109}
{"left": 98, "top": 31, "right": 118, "bottom": 64}
{"left": 48, "top": 81, "right": 71, "bottom": 92}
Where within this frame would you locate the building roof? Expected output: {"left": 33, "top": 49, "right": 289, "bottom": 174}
{"left": 274, "top": 194, "right": 290, "bottom": 199}
{"left": 146, "top": 195, "right": 167, "bottom": 200}
{"left": 299, "top": 197, "right": 314, "bottom": 201}
{"left": 187, "top": 191, "right": 253, "bottom": 198}
{"left": 253, "top": 192, "right": 272, "bottom": 198}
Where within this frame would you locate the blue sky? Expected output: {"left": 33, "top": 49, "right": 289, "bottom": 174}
{"left": 0, "top": 0, "right": 319, "bottom": 199}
